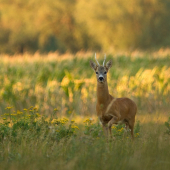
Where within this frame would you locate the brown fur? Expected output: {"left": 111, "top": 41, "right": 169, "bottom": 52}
{"left": 90, "top": 58, "right": 137, "bottom": 139}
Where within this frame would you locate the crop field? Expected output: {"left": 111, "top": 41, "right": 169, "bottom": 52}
{"left": 0, "top": 51, "right": 170, "bottom": 170}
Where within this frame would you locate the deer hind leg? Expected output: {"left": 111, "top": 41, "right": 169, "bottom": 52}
{"left": 128, "top": 118, "right": 135, "bottom": 140}
{"left": 122, "top": 121, "right": 129, "bottom": 139}
{"left": 125, "top": 121, "right": 129, "bottom": 131}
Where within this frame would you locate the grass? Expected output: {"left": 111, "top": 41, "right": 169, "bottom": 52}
{"left": 0, "top": 52, "right": 169, "bottom": 115}
{"left": 0, "top": 51, "right": 170, "bottom": 170}
{"left": 0, "top": 107, "right": 170, "bottom": 170}
{"left": 0, "top": 114, "right": 170, "bottom": 170}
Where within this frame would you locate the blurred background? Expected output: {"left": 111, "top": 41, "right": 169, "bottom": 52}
{"left": 0, "top": 0, "right": 170, "bottom": 54}
{"left": 0, "top": 0, "right": 170, "bottom": 116}
{"left": 0, "top": 2, "right": 170, "bottom": 168}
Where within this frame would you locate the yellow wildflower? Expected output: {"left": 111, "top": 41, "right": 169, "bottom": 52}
{"left": 54, "top": 108, "right": 58, "bottom": 111}
{"left": 117, "top": 127, "right": 124, "bottom": 132}
{"left": 111, "top": 126, "right": 116, "bottom": 129}
{"left": 63, "top": 118, "right": 68, "bottom": 121}
{"left": 6, "top": 107, "right": 12, "bottom": 110}
{"left": 17, "top": 110, "right": 23, "bottom": 115}
{"left": 11, "top": 114, "right": 17, "bottom": 116}
{"left": 51, "top": 119, "right": 58, "bottom": 124}
{"left": 71, "top": 125, "right": 79, "bottom": 130}
{"left": 60, "top": 118, "right": 69, "bottom": 124}
{"left": 83, "top": 118, "right": 93, "bottom": 123}
{"left": 61, "top": 77, "right": 70, "bottom": 86}
{"left": 36, "top": 113, "right": 41, "bottom": 117}
{"left": 68, "top": 111, "right": 72, "bottom": 114}
{"left": 135, "top": 133, "right": 139, "bottom": 137}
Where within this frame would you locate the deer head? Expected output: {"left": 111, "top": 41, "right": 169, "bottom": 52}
{"left": 90, "top": 54, "right": 112, "bottom": 83}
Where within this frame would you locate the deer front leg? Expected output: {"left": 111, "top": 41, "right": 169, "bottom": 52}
{"left": 107, "top": 114, "right": 120, "bottom": 140}
{"left": 99, "top": 117, "right": 109, "bottom": 138}
{"left": 108, "top": 115, "right": 119, "bottom": 128}
{"left": 102, "top": 123, "right": 108, "bottom": 138}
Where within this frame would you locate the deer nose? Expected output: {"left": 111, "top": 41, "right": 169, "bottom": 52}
{"left": 99, "top": 77, "right": 104, "bottom": 81}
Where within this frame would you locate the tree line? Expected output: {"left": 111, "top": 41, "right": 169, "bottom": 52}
{"left": 0, "top": 0, "right": 170, "bottom": 54}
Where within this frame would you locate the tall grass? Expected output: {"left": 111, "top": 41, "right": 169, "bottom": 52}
{"left": 0, "top": 51, "right": 170, "bottom": 170}
{"left": 0, "top": 117, "right": 170, "bottom": 170}
{"left": 0, "top": 52, "right": 169, "bottom": 116}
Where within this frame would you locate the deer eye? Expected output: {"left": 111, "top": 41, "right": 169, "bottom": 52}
{"left": 96, "top": 72, "right": 98, "bottom": 74}
{"left": 104, "top": 71, "right": 107, "bottom": 74}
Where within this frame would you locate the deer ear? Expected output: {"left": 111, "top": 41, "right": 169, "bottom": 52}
{"left": 106, "top": 59, "right": 112, "bottom": 70}
{"left": 90, "top": 60, "right": 97, "bottom": 70}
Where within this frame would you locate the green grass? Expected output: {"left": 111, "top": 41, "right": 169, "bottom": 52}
{"left": 0, "top": 53, "right": 169, "bottom": 115}
{"left": 0, "top": 52, "right": 170, "bottom": 170}
{"left": 0, "top": 107, "right": 170, "bottom": 170}
{"left": 0, "top": 120, "right": 170, "bottom": 170}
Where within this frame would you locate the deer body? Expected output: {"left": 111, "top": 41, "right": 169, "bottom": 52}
{"left": 90, "top": 54, "right": 137, "bottom": 139}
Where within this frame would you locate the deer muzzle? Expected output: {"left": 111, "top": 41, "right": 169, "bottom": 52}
{"left": 98, "top": 75, "right": 104, "bottom": 82}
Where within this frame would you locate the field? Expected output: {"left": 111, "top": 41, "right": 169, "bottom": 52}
{"left": 0, "top": 51, "right": 170, "bottom": 170}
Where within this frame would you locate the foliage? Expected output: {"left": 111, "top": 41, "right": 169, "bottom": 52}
{"left": 83, "top": 118, "right": 140, "bottom": 139}
{"left": 0, "top": 110, "right": 170, "bottom": 170}
{"left": 1, "top": 0, "right": 170, "bottom": 53}
{"left": 83, "top": 118, "right": 102, "bottom": 138}
{"left": 0, "top": 52, "right": 169, "bottom": 169}
{"left": 0, "top": 107, "right": 79, "bottom": 143}
{"left": 0, "top": 53, "right": 169, "bottom": 115}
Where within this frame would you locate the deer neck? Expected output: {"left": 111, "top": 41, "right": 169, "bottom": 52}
{"left": 97, "top": 80, "right": 110, "bottom": 105}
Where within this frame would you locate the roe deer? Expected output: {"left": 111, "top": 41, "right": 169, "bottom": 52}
{"left": 90, "top": 54, "right": 137, "bottom": 139}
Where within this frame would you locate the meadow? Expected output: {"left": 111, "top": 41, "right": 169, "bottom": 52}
{"left": 0, "top": 51, "right": 170, "bottom": 170}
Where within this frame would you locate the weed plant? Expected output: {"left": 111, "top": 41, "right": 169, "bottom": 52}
{"left": 0, "top": 53, "right": 169, "bottom": 116}
{"left": 0, "top": 52, "right": 170, "bottom": 170}
{"left": 0, "top": 108, "right": 170, "bottom": 170}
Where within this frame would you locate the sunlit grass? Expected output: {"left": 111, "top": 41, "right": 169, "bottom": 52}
{"left": 0, "top": 107, "right": 170, "bottom": 170}
{"left": 0, "top": 51, "right": 169, "bottom": 116}
{"left": 0, "top": 51, "right": 170, "bottom": 170}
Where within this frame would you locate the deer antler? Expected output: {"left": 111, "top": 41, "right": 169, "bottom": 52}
{"left": 95, "top": 53, "right": 100, "bottom": 66}
{"left": 103, "top": 54, "right": 106, "bottom": 66}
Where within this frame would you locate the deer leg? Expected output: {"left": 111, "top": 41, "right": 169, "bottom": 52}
{"left": 108, "top": 115, "right": 119, "bottom": 128}
{"left": 108, "top": 126, "right": 116, "bottom": 140}
{"left": 128, "top": 119, "right": 135, "bottom": 140}
{"left": 122, "top": 122, "right": 129, "bottom": 138}
{"left": 129, "top": 125, "right": 134, "bottom": 140}
{"left": 109, "top": 126, "right": 112, "bottom": 137}
{"left": 102, "top": 124, "right": 108, "bottom": 138}
{"left": 107, "top": 115, "right": 119, "bottom": 139}
{"left": 125, "top": 122, "right": 129, "bottom": 131}
{"left": 99, "top": 117, "right": 109, "bottom": 138}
